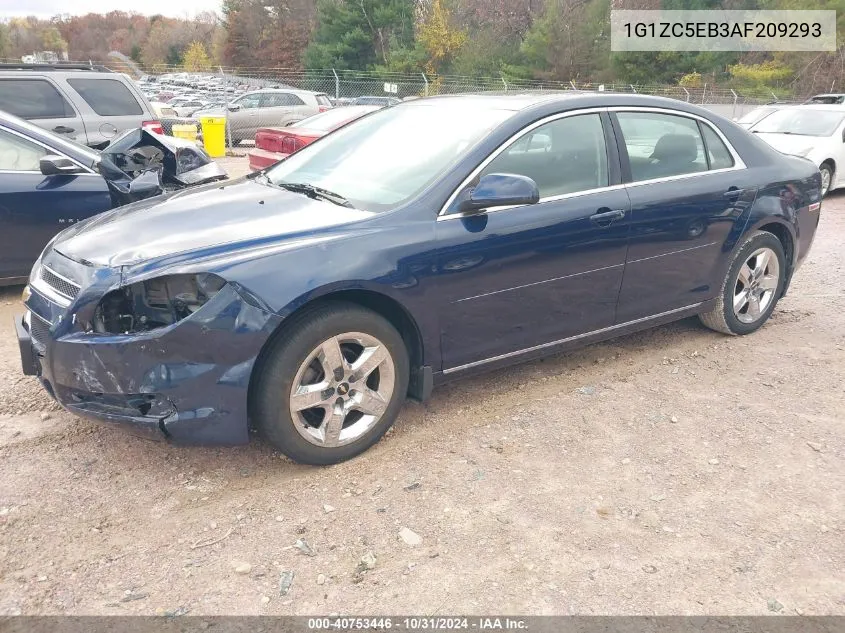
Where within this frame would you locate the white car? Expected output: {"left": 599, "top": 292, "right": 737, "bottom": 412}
{"left": 750, "top": 105, "right": 845, "bottom": 195}
{"left": 803, "top": 93, "right": 845, "bottom": 105}
{"left": 172, "top": 100, "right": 209, "bottom": 117}
{"left": 735, "top": 105, "right": 787, "bottom": 129}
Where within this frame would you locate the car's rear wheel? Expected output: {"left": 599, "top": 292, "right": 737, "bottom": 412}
{"left": 252, "top": 302, "right": 409, "bottom": 465}
{"left": 699, "top": 230, "right": 786, "bottom": 336}
{"left": 820, "top": 162, "right": 834, "bottom": 196}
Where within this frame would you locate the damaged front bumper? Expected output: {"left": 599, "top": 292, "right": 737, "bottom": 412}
{"left": 18, "top": 267, "right": 281, "bottom": 446}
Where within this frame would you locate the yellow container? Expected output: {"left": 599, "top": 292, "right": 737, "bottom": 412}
{"left": 200, "top": 116, "right": 226, "bottom": 158}
{"left": 170, "top": 124, "right": 198, "bottom": 143}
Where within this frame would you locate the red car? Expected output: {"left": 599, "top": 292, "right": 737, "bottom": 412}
{"left": 248, "top": 105, "right": 381, "bottom": 171}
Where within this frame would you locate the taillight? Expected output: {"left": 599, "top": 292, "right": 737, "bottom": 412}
{"left": 142, "top": 120, "right": 164, "bottom": 135}
{"left": 318, "top": 105, "right": 330, "bottom": 113}
{"left": 281, "top": 137, "right": 299, "bottom": 154}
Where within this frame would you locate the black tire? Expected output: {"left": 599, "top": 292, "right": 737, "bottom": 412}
{"left": 820, "top": 161, "right": 834, "bottom": 197}
{"left": 699, "top": 230, "right": 786, "bottom": 336}
{"left": 252, "top": 302, "right": 410, "bottom": 465}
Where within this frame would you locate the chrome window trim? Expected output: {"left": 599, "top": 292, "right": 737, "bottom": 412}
{"left": 610, "top": 106, "right": 747, "bottom": 185}
{"left": 438, "top": 107, "right": 611, "bottom": 219}
{"left": 442, "top": 302, "right": 702, "bottom": 375}
{"left": 438, "top": 105, "right": 748, "bottom": 221}
{"left": 0, "top": 125, "right": 97, "bottom": 174}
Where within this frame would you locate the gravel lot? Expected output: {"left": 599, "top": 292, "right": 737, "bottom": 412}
{"left": 0, "top": 187, "right": 842, "bottom": 616}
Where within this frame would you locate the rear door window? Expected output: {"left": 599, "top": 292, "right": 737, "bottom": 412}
{"left": 67, "top": 78, "right": 143, "bottom": 116}
{"left": 235, "top": 93, "right": 261, "bottom": 109}
{"left": 0, "top": 79, "right": 75, "bottom": 119}
{"left": 700, "top": 124, "right": 735, "bottom": 170}
{"left": 616, "top": 112, "right": 708, "bottom": 182}
{"left": 261, "top": 93, "right": 306, "bottom": 107}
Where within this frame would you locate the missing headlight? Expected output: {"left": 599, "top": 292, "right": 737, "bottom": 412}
{"left": 94, "top": 273, "right": 226, "bottom": 334}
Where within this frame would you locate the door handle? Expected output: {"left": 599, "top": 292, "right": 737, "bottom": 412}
{"left": 53, "top": 125, "right": 75, "bottom": 134}
{"left": 723, "top": 187, "right": 745, "bottom": 198}
{"left": 590, "top": 208, "right": 626, "bottom": 226}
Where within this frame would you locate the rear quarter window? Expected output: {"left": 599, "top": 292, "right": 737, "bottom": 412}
{"left": 0, "top": 79, "right": 75, "bottom": 119}
{"left": 66, "top": 78, "right": 143, "bottom": 116}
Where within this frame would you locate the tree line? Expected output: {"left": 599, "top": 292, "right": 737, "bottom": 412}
{"left": 0, "top": 0, "right": 843, "bottom": 95}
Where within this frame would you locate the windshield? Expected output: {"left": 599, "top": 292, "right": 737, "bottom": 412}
{"left": 265, "top": 103, "right": 513, "bottom": 212}
{"left": 806, "top": 95, "right": 845, "bottom": 104}
{"left": 752, "top": 109, "right": 845, "bottom": 136}
{"left": 738, "top": 107, "right": 776, "bottom": 125}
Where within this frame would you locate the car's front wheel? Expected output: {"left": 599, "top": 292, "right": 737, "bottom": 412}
{"left": 820, "top": 161, "right": 834, "bottom": 196}
{"left": 699, "top": 230, "right": 786, "bottom": 335}
{"left": 252, "top": 302, "right": 409, "bottom": 465}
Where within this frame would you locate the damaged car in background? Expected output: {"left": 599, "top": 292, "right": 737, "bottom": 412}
{"left": 0, "top": 110, "right": 226, "bottom": 284}
{"left": 14, "top": 93, "right": 821, "bottom": 466}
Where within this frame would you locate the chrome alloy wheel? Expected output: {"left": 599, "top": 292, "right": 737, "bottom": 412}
{"left": 821, "top": 166, "right": 832, "bottom": 196}
{"left": 289, "top": 332, "right": 396, "bottom": 447}
{"left": 733, "top": 247, "right": 780, "bottom": 324}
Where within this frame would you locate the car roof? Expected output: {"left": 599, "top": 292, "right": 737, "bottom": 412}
{"left": 400, "top": 91, "right": 723, "bottom": 115}
{"left": 774, "top": 104, "right": 845, "bottom": 112}
{"left": 243, "top": 87, "right": 316, "bottom": 95}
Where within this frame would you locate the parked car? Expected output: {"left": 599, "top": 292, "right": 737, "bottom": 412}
{"left": 0, "top": 110, "right": 226, "bottom": 285}
{"left": 16, "top": 94, "right": 821, "bottom": 464}
{"left": 248, "top": 105, "right": 381, "bottom": 170}
{"left": 0, "top": 63, "right": 162, "bottom": 148}
{"left": 172, "top": 100, "right": 209, "bottom": 118}
{"left": 735, "top": 105, "right": 786, "bottom": 129}
{"left": 149, "top": 101, "right": 177, "bottom": 119}
{"left": 749, "top": 105, "right": 845, "bottom": 195}
{"left": 803, "top": 93, "right": 845, "bottom": 105}
{"left": 222, "top": 89, "right": 333, "bottom": 144}
{"left": 352, "top": 96, "right": 401, "bottom": 107}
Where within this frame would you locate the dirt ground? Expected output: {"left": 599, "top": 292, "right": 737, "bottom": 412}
{"left": 0, "top": 186, "right": 842, "bottom": 616}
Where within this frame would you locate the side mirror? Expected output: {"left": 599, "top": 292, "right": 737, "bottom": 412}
{"left": 40, "top": 154, "right": 84, "bottom": 176}
{"left": 456, "top": 173, "right": 540, "bottom": 214}
{"left": 227, "top": 103, "right": 241, "bottom": 112}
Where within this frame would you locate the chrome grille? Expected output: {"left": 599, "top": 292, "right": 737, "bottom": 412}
{"left": 40, "top": 266, "right": 80, "bottom": 300}
{"left": 28, "top": 312, "right": 51, "bottom": 351}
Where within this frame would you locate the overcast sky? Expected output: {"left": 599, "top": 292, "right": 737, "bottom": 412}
{"left": 0, "top": 0, "right": 222, "bottom": 19}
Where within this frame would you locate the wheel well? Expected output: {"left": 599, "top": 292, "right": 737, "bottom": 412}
{"left": 758, "top": 222, "right": 795, "bottom": 290}
{"left": 821, "top": 159, "right": 835, "bottom": 172}
{"left": 248, "top": 290, "right": 425, "bottom": 407}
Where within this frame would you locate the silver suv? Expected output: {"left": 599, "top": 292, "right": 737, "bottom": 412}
{"left": 0, "top": 63, "right": 159, "bottom": 148}
{"left": 223, "top": 88, "right": 333, "bottom": 143}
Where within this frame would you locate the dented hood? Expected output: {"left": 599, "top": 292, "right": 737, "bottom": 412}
{"left": 52, "top": 177, "right": 376, "bottom": 268}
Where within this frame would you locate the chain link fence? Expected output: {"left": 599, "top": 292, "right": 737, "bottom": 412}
{"left": 93, "top": 60, "right": 805, "bottom": 147}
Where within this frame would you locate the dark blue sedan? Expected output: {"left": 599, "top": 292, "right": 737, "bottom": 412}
{"left": 0, "top": 112, "right": 112, "bottom": 284}
{"left": 0, "top": 110, "right": 226, "bottom": 285}
{"left": 16, "top": 93, "right": 821, "bottom": 464}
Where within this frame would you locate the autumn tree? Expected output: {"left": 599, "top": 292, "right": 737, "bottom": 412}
{"left": 221, "top": 0, "right": 315, "bottom": 70}
{"left": 182, "top": 41, "right": 212, "bottom": 71}
{"left": 418, "top": 0, "right": 466, "bottom": 76}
